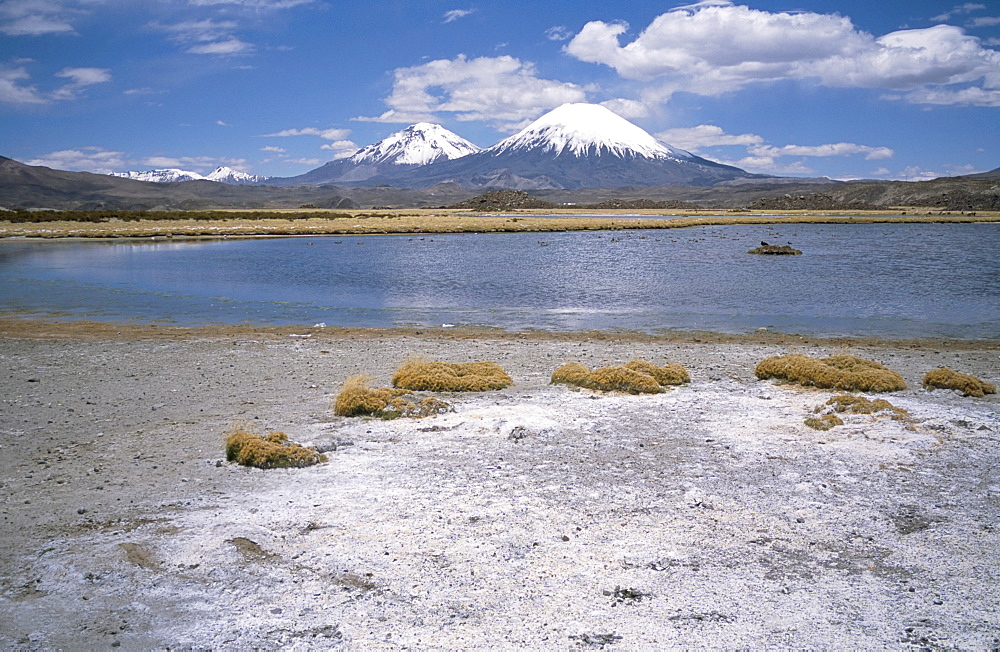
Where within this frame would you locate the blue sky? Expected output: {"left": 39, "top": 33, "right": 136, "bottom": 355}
{"left": 1, "top": 0, "right": 997, "bottom": 181}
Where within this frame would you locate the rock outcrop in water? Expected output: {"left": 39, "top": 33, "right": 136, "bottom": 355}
{"left": 748, "top": 244, "right": 802, "bottom": 255}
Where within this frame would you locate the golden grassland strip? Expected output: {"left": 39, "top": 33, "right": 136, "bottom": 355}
{"left": 2, "top": 317, "right": 997, "bottom": 351}
{"left": 1, "top": 211, "right": 998, "bottom": 239}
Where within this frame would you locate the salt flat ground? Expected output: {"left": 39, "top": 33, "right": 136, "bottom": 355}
{"left": 0, "top": 329, "right": 997, "bottom": 649}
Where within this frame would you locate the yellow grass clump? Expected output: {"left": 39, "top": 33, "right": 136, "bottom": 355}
{"left": 551, "top": 359, "right": 690, "bottom": 394}
{"left": 334, "top": 374, "right": 413, "bottom": 416}
{"left": 334, "top": 374, "right": 452, "bottom": 418}
{"left": 922, "top": 368, "right": 996, "bottom": 398}
{"left": 755, "top": 354, "right": 906, "bottom": 392}
{"left": 804, "top": 414, "right": 843, "bottom": 431}
{"left": 624, "top": 360, "right": 691, "bottom": 386}
{"left": 550, "top": 362, "right": 592, "bottom": 386}
{"left": 825, "top": 394, "right": 912, "bottom": 423}
{"left": 391, "top": 356, "right": 513, "bottom": 392}
{"left": 225, "top": 427, "right": 327, "bottom": 469}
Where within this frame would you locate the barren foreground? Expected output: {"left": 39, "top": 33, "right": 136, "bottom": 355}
{"left": 0, "top": 325, "right": 998, "bottom": 649}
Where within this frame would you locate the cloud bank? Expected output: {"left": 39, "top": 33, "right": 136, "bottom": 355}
{"left": 656, "top": 124, "right": 895, "bottom": 176}
{"left": 259, "top": 126, "right": 359, "bottom": 159}
{"left": 565, "top": 1, "right": 1000, "bottom": 107}
{"left": 356, "top": 54, "right": 591, "bottom": 129}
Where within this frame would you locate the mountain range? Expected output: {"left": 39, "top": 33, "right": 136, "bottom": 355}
{"left": 111, "top": 166, "right": 269, "bottom": 185}
{"left": 348, "top": 103, "right": 759, "bottom": 190}
{"left": 3, "top": 152, "right": 998, "bottom": 212}
{"left": 3, "top": 101, "right": 996, "bottom": 211}
{"left": 115, "top": 104, "right": 763, "bottom": 190}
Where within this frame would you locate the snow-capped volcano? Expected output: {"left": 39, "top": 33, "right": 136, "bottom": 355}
{"left": 274, "top": 103, "right": 760, "bottom": 189}
{"left": 273, "top": 123, "right": 480, "bottom": 186}
{"left": 111, "top": 166, "right": 268, "bottom": 185}
{"left": 491, "top": 103, "right": 690, "bottom": 160}
{"left": 349, "top": 122, "right": 480, "bottom": 166}
{"left": 351, "top": 103, "right": 757, "bottom": 189}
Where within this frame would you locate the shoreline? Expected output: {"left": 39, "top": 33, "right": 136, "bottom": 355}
{"left": 2, "top": 210, "right": 998, "bottom": 239}
{"left": 3, "top": 316, "right": 998, "bottom": 350}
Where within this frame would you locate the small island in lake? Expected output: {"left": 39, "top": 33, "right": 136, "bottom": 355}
{"left": 748, "top": 242, "right": 803, "bottom": 255}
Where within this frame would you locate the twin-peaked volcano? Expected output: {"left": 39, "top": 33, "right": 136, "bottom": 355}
{"left": 282, "top": 103, "right": 758, "bottom": 189}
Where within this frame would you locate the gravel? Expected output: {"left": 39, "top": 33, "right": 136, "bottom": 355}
{"left": 1, "top": 327, "right": 998, "bottom": 649}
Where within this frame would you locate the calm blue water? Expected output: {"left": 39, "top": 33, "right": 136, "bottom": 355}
{"left": 1, "top": 222, "right": 998, "bottom": 338}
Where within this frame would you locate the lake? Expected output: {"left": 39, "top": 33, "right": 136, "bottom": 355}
{"left": 1, "top": 221, "right": 998, "bottom": 339}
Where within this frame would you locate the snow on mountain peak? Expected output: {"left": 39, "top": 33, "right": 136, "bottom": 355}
{"left": 111, "top": 166, "right": 267, "bottom": 184}
{"left": 205, "top": 166, "right": 268, "bottom": 184}
{"left": 492, "top": 103, "right": 690, "bottom": 160}
{"left": 349, "top": 122, "right": 481, "bottom": 166}
{"left": 111, "top": 168, "right": 205, "bottom": 183}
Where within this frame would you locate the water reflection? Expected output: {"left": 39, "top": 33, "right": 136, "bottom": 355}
{"left": 0, "top": 222, "right": 998, "bottom": 338}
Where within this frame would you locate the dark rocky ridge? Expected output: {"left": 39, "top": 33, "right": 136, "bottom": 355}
{"left": 446, "top": 190, "right": 557, "bottom": 211}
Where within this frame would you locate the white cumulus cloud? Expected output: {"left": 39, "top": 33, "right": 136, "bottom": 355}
{"left": 749, "top": 143, "right": 894, "bottom": 161}
{"left": 51, "top": 66, "right": 111, "bottom": 100}
{"left": 656, "top": 124, "right": 763, "bottom": 150}
{"left": 598, "top": 98, "right": 649, "bottom": 119}
{"left": 1, "top": 64, "right": 112, "bottom": 104}
{"left": 259, "top": 126, "right": 357, "bottom": 156}
{"left": 356, "top": 54, "right": 591, "bottom": 129}
{"left": 655, "top": 124, "right": 894, "bottom": 175}
{"left": 319, "top": 139, "right": 360, "bottom": 159}
{"left": 55, "top": 66, "right": 111, "bottom": 86}
{"left": 0, "top": 65, "right": 46, "bottom": 104}
{"left": 564, "top": 1, "right": 1000, "bottom": 107}
{"left": 260, "top": 127, "right": 352, "bottom": 140}
{"left": 26, "top": 147, "right": 128, "bottom": 174}
{"left": 0, "top": 0, "right": 79, "bottom": 36}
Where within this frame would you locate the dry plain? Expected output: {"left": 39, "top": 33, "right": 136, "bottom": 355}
{"left": 0, "top": 320, "right": 998, "bottom": 649}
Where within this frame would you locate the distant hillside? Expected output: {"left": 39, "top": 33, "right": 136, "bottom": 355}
{"left": 2, "top": 155, "right": 997, "bottom": 211}
{"left": 761, "top": 176, "right": 1000, "bottom": 211}
{"left": 0, "top": 157, "right": 469, "bottom": 210}
{"left": 957, "top": 167, "right": 1000, "bottom": 181}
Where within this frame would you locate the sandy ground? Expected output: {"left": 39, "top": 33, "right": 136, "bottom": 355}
{"left": 0, "top": 324, "right": 998, "bottom": 649}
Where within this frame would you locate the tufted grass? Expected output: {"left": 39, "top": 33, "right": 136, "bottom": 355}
{"left": 825, "top": 394, "right": 912, "bottom": 423}
{"left": 334, "top": 374, "right": 452, "bottom": 418}
{"left": 623, "top": 359, "right": 690, "bottom": 386}
{"left": 225, "top": 427, "right": 327, "bottom": 469}
{"left": 922, "top": 367, "right": 996, "bottom": 398}
{"left": 334, "top": 374, "right": 413, "bottom": 417}
{"left": 804, "top": 414, "right": 843, "bottom": 430}
{"left": 755, "top": 354, "right": 906, "bottom": 392}
{"left": 551, "top": 359, "right": 690, "bottom": 394}
{"left": 392, "top": 356, "right": 513, "bottom": 392}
